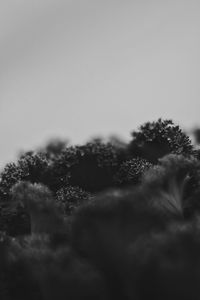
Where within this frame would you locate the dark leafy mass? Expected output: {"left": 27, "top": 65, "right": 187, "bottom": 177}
{"left": 114, "top": 157, "right": 152, "bottom": 186}
{"left": 128, "top": 119, "right": 194, "bottom": 163}
{"left": 0, "top": 119, "right": 200, "bottom": 300}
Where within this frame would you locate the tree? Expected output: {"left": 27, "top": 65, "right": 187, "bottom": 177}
{"left": 128, "top": 119, "right": 194, "bottom": 163}
{"left": 114, "top": 158, "right": 152, "bottom": 186}
{"left": 56, "top": 186, "right": 91, "bottom": 216}
{"left": 0, "top": 152, "right": 49, "bottom": 200}
{"left": 53, "top": 142, "right": 123, "bottom": 192}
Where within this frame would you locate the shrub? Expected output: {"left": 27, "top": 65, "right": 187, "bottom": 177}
{"left": 11, "top": 182, "right": 66, "bottom": 236}
{"left": 53, "top": 142, "right": 123, "bottom": 192}
{"left": 128, "top": 119, "right": 194, "bottom": 163}
{"left": 114, "top": 158, "right": 152, "bottom": 186}
{"left": 0, "top": 152, "right": 49, "bottom": 200}
{"left": 142, "top": 154, "right": 200, "bottom": 218}
{"left": 0, "top": 119, "right": 200, "bottom": 300}
{"left": 56, "top": 186, "right": 91, "bottom": 216}
{"left": 0, "top": 202, "right": 30, "bottom": 236}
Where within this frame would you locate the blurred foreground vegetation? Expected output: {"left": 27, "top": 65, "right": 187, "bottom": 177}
{"left": 0, "top": 119, "right": 200, "bottom": 300}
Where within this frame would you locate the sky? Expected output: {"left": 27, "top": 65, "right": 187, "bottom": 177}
{"left": 0, "top": 0, "right": 200, "bottom": 167}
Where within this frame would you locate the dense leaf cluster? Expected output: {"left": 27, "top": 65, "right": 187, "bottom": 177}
{"left": 56, "top": 186, "right": 91, "bottom": 216}
{"left": 53, "top": 142, "right": 124, "bottom": 192}
{"left": 0, "top": 152, "right": 49, "bottom": 198}
{"left": 129, "top": 119, "right": 194, "bottom": 162}
{"left": 0, "top": 119, "right": 200, "bottom": 300}
{"left": 114, "top": 157, "right": 152, "bottom": 186}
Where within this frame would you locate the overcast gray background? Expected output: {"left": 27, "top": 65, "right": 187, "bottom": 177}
{"left": 0, "top": 0, "right": 200, "bottom": 167}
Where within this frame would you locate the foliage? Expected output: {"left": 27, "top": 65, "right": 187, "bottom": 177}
{"left": 0, "top": 202, "right": 30, "bottom": 236}
{"left": 56, "top": 186, "right": 91, "bottom": 216}
{"left": 0, "top": 119, "right": 200, "bottom": 300}
{"left": 0, "top": 152, "right": 49, "bottom": 200}
{"left": 128, "top": 119, "right": 194, "bottom": 163}
{"left": 140, "top": 155, "right": 196, "bottom": 217}
{"left": 53, "top": 142, "right": 124, "bottom": 192}
{"left": 11, "top": 182, "right": 66, "bottom": 236}
{"left": 142, "top": 154, "right": 200, "bottom": 218}
{"left": 114, "top": 157, "right": 152, "bottom": 186}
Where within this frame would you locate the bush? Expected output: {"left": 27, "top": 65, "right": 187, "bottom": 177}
{"left": 0, "top": 152, "right": 49, "bottom": 200}
{"left": 0, "top": 119, "right": 200, "bottom": 300}
{"left": 56, "top": 186, "right": 91, "bottom": 216}
{"left": 142, "top": 154, "right": 200, "bottom": 218}
{"left": 114, "top": 157, "right": 152, "bottom": 186}
{"left": 128, "top": 119, "right": 194, "bottom": 163}
{"left": 53, "top": 142, "right": 123, "bottom": 192}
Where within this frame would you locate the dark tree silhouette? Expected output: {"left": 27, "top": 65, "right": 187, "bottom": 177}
{"left": 56, "top": 186, "right": 91, "bottom": 216}
{"left": 0, "top": 119, "right": 200, "bottom": 300}
{"left": 114, "top": 157, "right": 152, "bottom": 186}
{"left": 128, "top": 119, "right": 194, "bottom": 163}
{"left": 53, "top": 142, "right": 124, "bottom": 192}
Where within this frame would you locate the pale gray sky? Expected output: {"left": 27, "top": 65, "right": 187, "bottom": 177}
{"left": 0, "top": 0, "right": 200, "bottom": 167}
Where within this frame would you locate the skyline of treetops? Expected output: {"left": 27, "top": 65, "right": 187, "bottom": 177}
{"left": 0, "top": 118, "right": 200, "bottom": 300}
